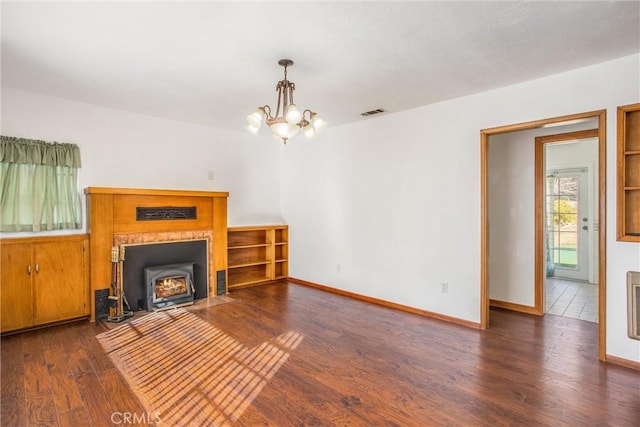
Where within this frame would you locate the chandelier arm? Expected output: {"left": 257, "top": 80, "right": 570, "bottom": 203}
{"left": 263, "top": 105, "right": 272, "bottom": 120}
{"left": 288, "top": 82, "right": 295, "bottom": 106}
{"left": 283, "top": 82, "right": 289, "bottom": 111}
{"left": 274, "top": 82, "right": 284, "bottom": 119}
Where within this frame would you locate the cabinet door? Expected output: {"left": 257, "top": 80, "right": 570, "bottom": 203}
{"left": 1, "top": 244, "right": 34, "bottom": 332}
{"left": 33, "top": 240, "right": 87, "bottom": 325}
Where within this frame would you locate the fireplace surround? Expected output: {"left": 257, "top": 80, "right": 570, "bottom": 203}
{"left": 121, "top": 239, "right": 209, "bottom": 311}
{"left": 85, "top": 187, "right": 229, "bottom": 321}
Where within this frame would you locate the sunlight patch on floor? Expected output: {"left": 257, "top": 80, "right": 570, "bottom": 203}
{"left": 96, "top": 308, "right": 304, "bottom": 426}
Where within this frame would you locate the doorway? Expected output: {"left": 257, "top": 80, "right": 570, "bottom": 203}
{"left": 480, "top": 110, "right": 607, "bottom": 361}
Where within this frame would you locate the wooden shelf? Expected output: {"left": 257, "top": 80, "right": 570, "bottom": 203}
{"left": 228, "top": 275, "right": 271, "bottom": 289}
{"left": 227, "top": 225, "right": 288, "bottom": 289}
{"left": 228, "top": 261, "right": 271, "bottom": 269}
{"left": 228, "top": 243, "right": 270, "bottom": 250}
{"left": 617, "top": 103, "right": 640, "bottom": 242}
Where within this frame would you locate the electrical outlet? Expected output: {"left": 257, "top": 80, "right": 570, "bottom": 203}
{"left": 337, "top": 264, "right": 341, "bottom": 274}
{"left": 441, "top": 282, "right": 448, "bottom": 293}
{"left": 207, "top": 170, "right": 215, "bottom": 181}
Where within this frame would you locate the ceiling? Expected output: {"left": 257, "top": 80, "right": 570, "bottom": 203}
{"left": 2, "top": 1, "right": 639, "bottom": 132}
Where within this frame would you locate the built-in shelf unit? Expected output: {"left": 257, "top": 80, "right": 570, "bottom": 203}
{"left": 617, "top": 103, "right": 640, "bottom": 242}
{"left": 227, "top": 225, "right": 288, "bottom": 289}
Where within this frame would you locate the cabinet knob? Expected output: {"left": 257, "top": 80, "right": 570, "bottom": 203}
{"left": 27, "top": 264, "right": 31, "bottom": 275}
{"left": 35, "top": 263, "right": 39, "bottom": 273}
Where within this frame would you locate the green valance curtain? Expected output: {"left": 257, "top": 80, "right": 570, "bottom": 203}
{"left": 1, "top": 135, "right": 82, "bottom": 232}
{"left": 1, "top": 136, "right": 81, "bottom": 167}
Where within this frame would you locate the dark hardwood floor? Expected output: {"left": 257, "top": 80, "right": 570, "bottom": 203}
{"left": 2, "top": 281, "right": 639, "bottom": 426}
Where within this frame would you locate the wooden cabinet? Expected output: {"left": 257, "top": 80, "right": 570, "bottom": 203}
{"left": 1, "top": 243, "right": 33, "bottom": 331}
{"left": 1, "top": 235, "right": 89, "bottom": 333}
{"left": 617, "top": 103, "right": 640, "bottom": 242}
{"left": 227, "top": 225, "right": 288, "bottom": 289}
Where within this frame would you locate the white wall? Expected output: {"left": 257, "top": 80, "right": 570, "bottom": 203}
{"left": 282, "top": 54, "right": 640, "bottom": 362}
{"left": 0, "top": 87, "right": 284, "bottom": 235}
{"left": 488, "top": 131, "right": 536, "bottom": 306}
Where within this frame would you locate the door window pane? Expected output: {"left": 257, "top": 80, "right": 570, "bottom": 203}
{"left": 546, "top": 175, "right": 580, "bottom": 269}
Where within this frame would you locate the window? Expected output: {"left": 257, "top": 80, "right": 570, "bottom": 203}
{"left": 546, "top": 174, "right": 579, "bottom": 268}
{"left": 0, "top": 136, "right": 82, "bottom": 232}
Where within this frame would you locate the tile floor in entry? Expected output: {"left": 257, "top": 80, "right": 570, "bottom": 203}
{"left": 545, "top": 277, "right": 598, "bottom": 323}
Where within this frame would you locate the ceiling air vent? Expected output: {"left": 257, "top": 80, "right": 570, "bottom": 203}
{"left": 361, "top": 108, "right": 386, "bottom": 117}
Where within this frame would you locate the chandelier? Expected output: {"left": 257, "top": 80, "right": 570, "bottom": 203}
{"left": 246, "top": 59, "right": 327, "bottom": 143}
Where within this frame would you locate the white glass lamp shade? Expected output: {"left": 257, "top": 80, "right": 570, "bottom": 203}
{"left": 246, "top": 123, "right": 260, "bottom": 135}
{"left": 270, "top": 121, "right": 300, "bottom": 141}
{"left": 285, "top": 104, "right": 302, "bottom": 125}
{"left": 310, "top": 113, "right": 328, "bottom": 133}
{"left": 303, "top": 121, "right": 316, "bottom": 139}
{"left": 286, "top": 123, "right": 300, "bottom": 139}
{"left": 246, "top": 108, "right": 265, "bottom": 128}
{"left": 270, "top": 120, "right": 300, "bottom": 140}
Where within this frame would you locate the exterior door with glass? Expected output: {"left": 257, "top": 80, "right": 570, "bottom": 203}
{"left": 545, "top": 169, "right": 589, "bottom": 282}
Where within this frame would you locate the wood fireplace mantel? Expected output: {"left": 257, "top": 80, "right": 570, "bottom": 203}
{"left": 85, "top": 187, "right": 228, "bottom": 321}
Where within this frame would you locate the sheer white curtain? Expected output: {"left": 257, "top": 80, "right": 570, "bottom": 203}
{"left": 1, "top": 136, "right": 81, "bottom": 232}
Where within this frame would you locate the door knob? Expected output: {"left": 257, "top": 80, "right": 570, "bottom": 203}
{"left": 582, "top": 225, "right": 588, "bottom": 230}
